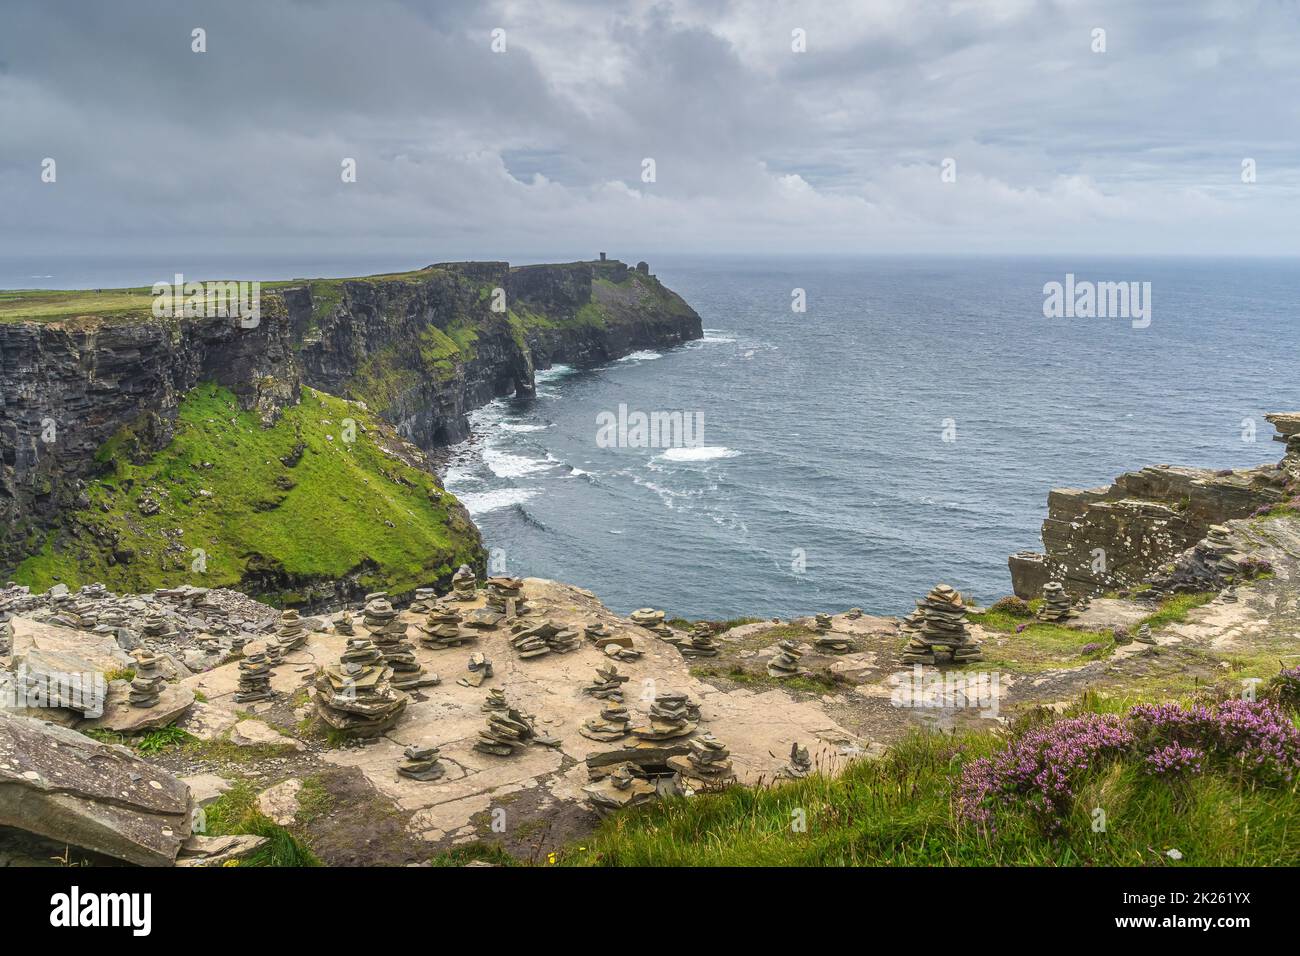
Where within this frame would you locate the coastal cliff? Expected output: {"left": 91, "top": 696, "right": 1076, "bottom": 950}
{"left": 0, "top": 258, "right": 702, "bottom": 601}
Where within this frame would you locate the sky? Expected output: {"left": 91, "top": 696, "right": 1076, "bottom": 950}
{"left": 2, "top": 0, "right": 1299, "bottom": 264}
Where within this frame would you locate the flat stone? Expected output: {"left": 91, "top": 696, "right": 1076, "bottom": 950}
{"left": 180, "top": 773, "right": 232, "bottom": 808}
{"left": 175, "top": 834, "right": 268, "bottom": 867}
{"left": 256, "top": 778, "right": 302, "bottom": 825}
{"left": 230, "top": 719, "right": 304, "bottom": 751}
{"left": 78, "top": 681, "right": 195, "bottom": 734}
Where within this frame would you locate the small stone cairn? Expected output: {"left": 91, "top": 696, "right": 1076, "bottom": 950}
{"left": 582, "top": 663, "right": 629, "bottom": 701}
{"left": 668, "top": 734, "right": 736, "bottom": 790}
{"left": 333, "top": 610, "right": 356, "bottom": 636}
{"left": 678, "top": 622, "right": 720, "bottom": 658}
{"left": 1037, "top": 582, "right": 1076, "bottom": 624}
{"left": 482, "top": 687, "right": 508, "bottom": 712}
{"left": 631, "top": 692, "right": 697, "bottom": 741}
{"left": 419, "top": 603, "right": 471, "bottom": 648}
{"left": 450, "top": 565, "right": 478, "bottom": 601}
{"left": 127, "top": 650, "right": 165, "bottom": 708}
{"left": 900, "top": 584, "right": 982, "bottom": 664}
{"left": 509, "top": 618, "right": 580, "bottom": 658}
{"left": 630, "top": 607, "right": 677, "bottom": 642}
{"left": 235, "top": 650, "right": 273, "bottom": 703}
{"left": 1134, "top": 623, "right": 1156, "bottom": 645}
{"left": 786, "top": 742, "right": 813, "bottom": 778}
{"left": 275, "top": 609, "right": 308, "bottom": 652}
{"left": 767, "top": 639, "right": 804, "bottom": 678}
{"left": 813, "top": 614, "right": 853, "bottom": 654}
{"left": 583, "top": 762, "right": 657, "bottom": 817}
{"left": 484, "top": 577, "right": 529, "bottom": 618}
{"left": 457, "top": 652, "right": 494, "bottom": 688}
{"left": 363, "top": 595, "right": 436, "bottom": 690}
{"left": 408, "top": 588, "right": 439, "bottom": 614}
{"left": 314, "top": 638, "right": 408, "bottom": 738}
{"left": 398, "top": 744, "right": 446, "bottom": 781}
{"left": 473, "top": 704, "right": 538, "bottom": 756}
{"left": 580, "top": 702, "right": 633, "bottom": 742}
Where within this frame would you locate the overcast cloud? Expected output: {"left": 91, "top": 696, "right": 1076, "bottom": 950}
{"left": 2, "top": 0, "right": 1299, "bottom": 261}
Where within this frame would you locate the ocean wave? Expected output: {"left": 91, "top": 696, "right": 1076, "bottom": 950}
{"left": 534, "top": 364, "right": 575, "bottom": 382}
{"left": 483, "top": 446, "right": 557, "bottom": 479}
{"left": 657, "top": 446, "right": 739, "bottom": 462}
{"left": 456, "top": 488, "right": 539, "bottom": 515}
{"left": 619, "top": 350, "right": 662, "bottom": 362}
{"left": 498, "top": 422, "right": 552, "bottom": 432}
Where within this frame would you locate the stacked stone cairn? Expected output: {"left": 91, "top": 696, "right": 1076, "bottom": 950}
{"left": 678, "top": 622, "right": 720, "bottom": 659}
{"left": 419, "top": 603, "right": 471, "bottom": 648}
{"left": 457, "top": 652, "right": 494, "bottom": 688}
{"left": 583, "top": 762, "right": 657, "bottom": 817}
{"left": 275, "top": 609, "right": 308, "bottom": 652}
{"left": 482, "top": 687, "right": 509, "bottom": 712}
{"left": 813, "top": 613, "right": 832, "bottom": 632}
{"left": 362, "top": 596, "right": 436, "bottom": 689}
{"left": 127, "top": 650, "right": 165, "bottom": 708}
{"left": 484, "top": 577, "right": 529, "bottom": 618}
{"left": 846, "top": 608, "right": 863, "bottom": 620}
{"left": 630, "top": 607, "right": 678, "bottom": 643}
{"left": 1037, "top": 582, "right": 1076, "bottom": 623}
{"left": 786, "top": 742, "right": 813, "bottom": 778}
{"left": 631, "top": 692, "right": 697, "bottom": 742}
{"left": 333, "top": 610, "right": 356, "bottom": 637}
{"left": 141, "top": 612, "right": 175, "bottom": 640}
{"left": 409, "top": 588, "right": 439, "bottom": 614}
{"left": 582, "top": 663, "right": 629, "bottom": 701}
{"left": 668, "top": 734, "right": 736, "bottom": 791}
{"left": 397, "top": 744, "right": 446, "bottom": 782}
{"left": 450, "top": 565, "right": 478, "bottom": 601}
{"left": 508, "top": 618, "right": 580, "bottom": 658}
{"left": 767, "top": 639, "right": 804, "bottom": 678}
{"left": 314, "top": 638, "right": 408, "bottom": 738}
{"left": 813, "top": 615, "right": 853, "bottom": 654}
{"left": 1134, "top": 623, "right": 1156, "bottom": 645}
{"left": 473, "top": 704, "right": 538, "bottom": 756}
{"left": 580, "top": 702, "right": 633, "bottom": 742}
{"left": 235, "top": 650, "right": 273, "bottom": 703}
{"left": 900, "top": 585, "right": 982, "bottom": 664}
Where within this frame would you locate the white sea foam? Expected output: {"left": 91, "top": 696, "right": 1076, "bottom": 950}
{"left": 658, "top": 446, "right": 739, "bottom": 462}
{"left": 619, "top": 350, "right": 662, "bottom": 362}
{"left": 534, "top": 364, "right": 575, "bottom": 382}
{"left": 457, "top": 488, "right": 539, "bottom": 515}
{"left": 498, "top": 422, "right": 552, "bottom": 432}
{"left": 483, "top": 446, "right": 556, "bottom": 478}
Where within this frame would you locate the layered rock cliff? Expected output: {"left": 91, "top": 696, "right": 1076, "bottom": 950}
{"left": 0, "top": 258, "right": 702, "bottom": 598}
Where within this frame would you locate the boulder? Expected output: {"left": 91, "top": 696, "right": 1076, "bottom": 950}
{"left": 77, "top": 680, "right": 195, "bottom": 734}
{"left": 180, "top": 773, "right": 231, "bottom": 808}
{"left": 256, "top": 778, "right": 302, "bottom": 825}
{"left": 175, "top": 834, "right": 268, "bottom": 867}
{"left": 0, "top": 711, "right": 191, "bottom": 866}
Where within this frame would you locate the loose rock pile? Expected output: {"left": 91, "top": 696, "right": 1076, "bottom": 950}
{"left": 314, "top": 639, "right": 408, "bottom": 738}
{"left": 474, "top": 703, "right": 538, "bottom": 756}
{"left": 900, "top": 585, "right": 982, "bottom": 664}
{"left": 457, "top": 652, "right": 494, "bottom": 688}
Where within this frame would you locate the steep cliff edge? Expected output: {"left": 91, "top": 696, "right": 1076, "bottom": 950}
{"left": 1009, "top": 415, "right": 1300, "bottom": 597}
{"left": 0, "top": 258, "right": 702, "bottom": 599}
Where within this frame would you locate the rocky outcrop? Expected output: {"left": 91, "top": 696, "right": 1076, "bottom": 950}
{"left": 1009, "top": 418, "right": 1297, "bottom": 597}
{"left": 0, "top": 710, "right": 192, "bottom": 866}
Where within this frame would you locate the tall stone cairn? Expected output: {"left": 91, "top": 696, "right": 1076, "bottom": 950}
{"left": 900, "top": 584, "right": 982, "bottom": 664}
{"left": 1037, "top": 582, "right": 1075, "bottom": 623}
{"left": 314, "top": 638, "right": 409, "bottom": 738}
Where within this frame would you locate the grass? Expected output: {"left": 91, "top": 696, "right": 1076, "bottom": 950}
{"left": 200, "top": 781, "right": 321, "bottom": 867}
{"left": 691, "top": 664, "right": 845, "bottom": 694}
{"left": 1138, "top": 592, "right": 1216, "bottom": 631}
{"left": 14, "top": 382, "right": 482, "bottom": 603}
{"left": 555, "top": 700, "right": 1300, "bottom": 867}
{"left": 975, "top": 622, "right": 1117, "bottom": 673}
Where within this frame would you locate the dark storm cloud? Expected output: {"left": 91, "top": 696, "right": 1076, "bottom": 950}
{"left": 1, "top": 0, "right": 1298, "bottom": 257}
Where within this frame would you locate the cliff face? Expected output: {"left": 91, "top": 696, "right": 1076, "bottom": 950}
{"left": 1009, "top": 423, "right": 1297, "bottom": 598}
{"left": 0, "top": 259, "right": 702, "bottom": 586}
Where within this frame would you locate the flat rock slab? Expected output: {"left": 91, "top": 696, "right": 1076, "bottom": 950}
{"left": 175, "top": 699, "right": 239, "bottom": 741}
{"left": 231, "top": 719, "right": 304, "bottom": 751}
{"left": 5, "top": 616, "right": 132, "bottom": 674}
{"left": 180, "top": 773, "right": 232, "bottom": 808}
{"left": 256, "top": 778, "right": 302, "bottom": 825}
{"left": 78, "top": 681, "right": 195, "bottom": 734}
{"left": 176, "top": 834, "right": 268, "bottom": 867}
{"left": 0, "top": 711, "right": 191, "bottom": 866}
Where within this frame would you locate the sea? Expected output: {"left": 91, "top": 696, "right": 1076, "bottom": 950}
{"left": 7, "top": 253, "right": 1299, "bottom": 619}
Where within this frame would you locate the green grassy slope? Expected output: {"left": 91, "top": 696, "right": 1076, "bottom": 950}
{"left": 14, "top": 383, "right": 482, "bottom": 604}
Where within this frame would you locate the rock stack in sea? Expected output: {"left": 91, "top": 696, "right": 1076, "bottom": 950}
{"left": 1134, "top": 623, "right": 1156, "bottom": 645}
{"left": 583, "top": 762, "right": 657, "bottom": 817}
{"left": 314, "top": 639, "right": 409, "bottom": 738}
{"left": 786, "top": 741, "right": 813, "bottom": 778}
{"left": 275, "top": 609, "right": 308, "bottom": 652}
{"left": 767, "top": 639, "right": 804, "bottom": 678}
{"left": 582, "top": 663, "right": 629, "bottom": 701}
{"left": 473, "top": 704, "right": 537, "bottom": 756}
{"left": 580, "top": 702, "right": 633, "bottom": 742}
{"left": 450, "top": 565, "right": 478, "bottom": 601}
{"left": 1037, "top": 582, "right": 1076, "bottom": 623}
{"left": 419, "top": 604, "right": 471, "bottom": 648}
{"left": 484, "top": 577, "right": 529, "bottom": 618}
{"left": 900, "top": 585, "right": 982, "bottom": 664}
{"left": 457, "top": 652, "right": 494, "bottom": 688}
{"left": 678, "top": 623, "right": 720, "bottom": 658}
{"left": 235, "top": 650, "right": 273, "bottom": 703}
{"left": 333, "top": 610, "right": 356, "bottom": 636}
{"left": 127, "top": 650, "right": 165, "bottom": 708}
{"left": 397, "top": 744, "right": 446, "bottom": 782}
{"left": 631, "top": 692, "right": 697, "bottom": 742}
{"left": 668, "top": 734, "right": 736, "bottom": 790}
